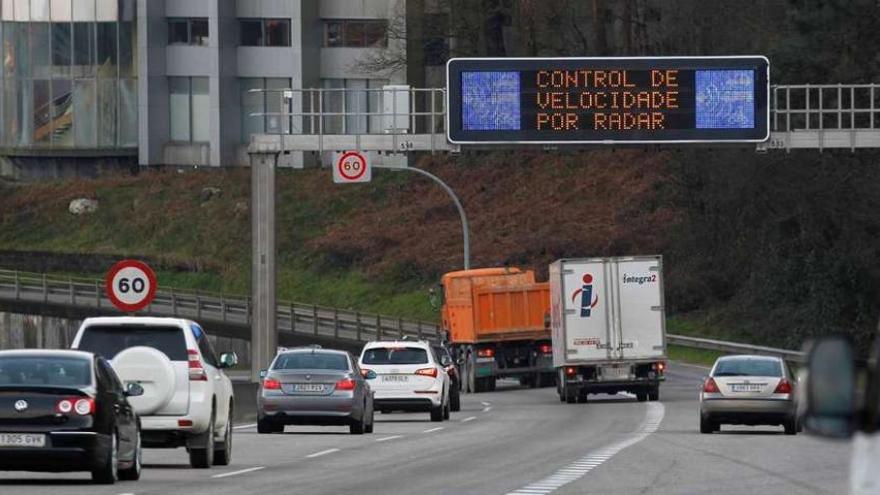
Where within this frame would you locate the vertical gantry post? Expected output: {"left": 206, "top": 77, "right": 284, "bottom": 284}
{"left": 249, "top": 144, "right": 280, "bottom": 382}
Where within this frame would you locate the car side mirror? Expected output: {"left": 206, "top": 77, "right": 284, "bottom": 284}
{"left": 259, "top": 369, "right": 267, "bottom": 379}
{"left": 125, "top": 382, "right": 144, "bottom": 397}
{"left": 219, "top": 352, "right": 239, "bottom": 369}
{"left": 802, "top": 335, "right": 857, "bottom": 439}
{"left": 362, "top": 370, "right": 377, "bottom": 380}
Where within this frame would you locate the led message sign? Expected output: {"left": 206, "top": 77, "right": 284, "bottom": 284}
{"left": 446, "top": 56, "right": 769, "bottom": 144}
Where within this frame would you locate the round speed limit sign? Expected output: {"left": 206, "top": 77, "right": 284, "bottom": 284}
{"left": 105, "top": 260, "right": 157, "bottom": 313}
{"left": 333, "top": 151, "right": 371, "bottom": 184}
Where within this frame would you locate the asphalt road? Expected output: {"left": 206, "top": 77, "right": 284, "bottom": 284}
{"left": 0, "top": 363, "right": 852, "bottom": 494}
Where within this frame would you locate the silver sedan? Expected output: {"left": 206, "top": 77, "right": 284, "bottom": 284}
{"left": 700, "top": 355, "right": 798, "bottom": 434}
{"left": 257, "top": 348, "right": 375, "bottom": 435}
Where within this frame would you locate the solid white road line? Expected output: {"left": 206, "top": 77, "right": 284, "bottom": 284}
{"left": 506, "top": 402, "right": 665, "bottom": 495}
{"left": 375, "top": 435, "right": 403, "bottom": 442}
{"left": 462, "top": 416, "right": 477, "bottom": 422}
{"left": 423, "top": 427, "right": 444, "bottom": 433}
{"left": 306, "top": 448, "right": 340, "bottom": 458}
{"left": 212, "top": 466, "right": 266, "bottom": 479}
{"left": 233, "top": 423, "right": 257, "bottom": 430}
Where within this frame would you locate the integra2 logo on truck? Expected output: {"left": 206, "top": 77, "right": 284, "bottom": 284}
{"left": 571, "top": 274, "right": 599, "bottom": 317}
{"left": 622, "top": 273, "right": 658, "bottom": 285}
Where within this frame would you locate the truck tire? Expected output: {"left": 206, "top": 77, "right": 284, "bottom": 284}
{"left": 577, "top": 390, "right": 589, "bottom": 403}
{"left": 487, "top": 377, "right": 496, "bottom": 392}
{"left": 648, "top": 386, "right": 660, "bottom": 402}
{"left": 636, "top": 390, "right": 648, "bottom": 402}
{"left": 564, "top": 385, "right": 577, "bottom": 404}
{"left": 466, "top": 348, "right": 476, "bottom": 394}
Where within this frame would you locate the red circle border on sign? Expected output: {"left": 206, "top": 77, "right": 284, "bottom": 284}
{"left": 338, "top": 151, "right": 367, "bottom": 181}
{"left": 105, "top": 259, "right": 158, "bottom": 313}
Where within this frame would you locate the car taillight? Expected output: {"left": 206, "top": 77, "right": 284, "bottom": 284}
{"left": 477, "top": 348, "right": 494, "bottom": 358}
{"left": 539, "top": 344, "right": 552, "bottom": 354}
{"left": 703, "top": 377, "right": 720, "bottom": 393}
{"left": 188, "top": 349, "right": 208, "bottom": 381}
{"left": 652, "top": 361, "right": 666, "bottom": 373}
{"left": 263, "top": 378, "right": 281, "bottom": 390}
{"left": 335, "top": 378, "right": 356, "bottom": 391}
{"left": 565, "top": 366, "right": 577, "bottom": 376}
{"left": 774, "top": 378, "right": 793, "bottom": 394}
{"left": 415, "top": 368, "right": 438, "bottom": 378}
{"left": 56, "top": 397, "right": 93, "bottom": 415}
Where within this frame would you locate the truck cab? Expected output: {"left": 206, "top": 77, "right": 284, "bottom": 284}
{"left": 801, "top": 334, "right": 880, "bottom": 494}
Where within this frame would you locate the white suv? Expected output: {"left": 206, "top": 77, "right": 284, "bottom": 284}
{"left": 358, "top": 340, "right": 451, "bottom": 422}
{"left": 71, "top": 317, "right": 236, "bottom": 469}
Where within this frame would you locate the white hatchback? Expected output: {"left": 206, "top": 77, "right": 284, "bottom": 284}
{"left": 358, "top": 341, "right": 451, "bottom": 422}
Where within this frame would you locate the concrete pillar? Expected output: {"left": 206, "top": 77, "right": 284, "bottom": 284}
{"left": 249, "top": 145, "right": 280, "bottom": 382}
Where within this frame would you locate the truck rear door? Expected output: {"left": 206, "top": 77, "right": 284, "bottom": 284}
{"left": 555, "top": 259, "right": 613, "bottom": 363}
{"left": 614, "top": 256, "right": 666, "bottom": 360}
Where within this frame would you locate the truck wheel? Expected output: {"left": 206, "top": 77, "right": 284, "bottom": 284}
{"left": 564, "top": 386, "right": 577, "bottom": 404}
{"left": 466, "top": 348, "right": 476, "bottom": 394}
{"left": 487, "top": 377, "right": 496, "bottom": 392}
{"left": 636, "top": 390, "right": 648, "bottom": 402}
{"left": 450, "top": 385, "right": 461, "bottom": 412}
{"left": 648, "top": 386, "right": 660, "bottom": 402}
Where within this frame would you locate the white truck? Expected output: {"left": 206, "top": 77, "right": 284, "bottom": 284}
{"left": 550, "top": 256, "right": 667, "bottom": 403}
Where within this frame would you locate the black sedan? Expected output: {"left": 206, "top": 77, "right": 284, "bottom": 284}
{"left": 0, "top": 350, "right": 143, "bottom": 484}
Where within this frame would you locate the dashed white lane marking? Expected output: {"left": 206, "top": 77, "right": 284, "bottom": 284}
{"left": 375, "top": 435, "right": 403, "bottom": 442}
{"left": 306, "top": 448, "right": 340, "bottom": 458}
{"left": 423, "top": 427, "right": 444, "bottom": 433}
{"left": 233, "top": 423, "right": 257, "bottom": 430}
{"left": 480, "top": 401, "right": 491, "bottom": 406}
{"left": 212, "top": 466, "right": 266, "bottom": 478}
{"left": 507, "top": 402, "right": 664, "bottom": 495}
{"left": 483, "top": 406, "right": 492, "bottom": 412}
{"left": 462, "top": 416, "right": 477, "bottom": 422}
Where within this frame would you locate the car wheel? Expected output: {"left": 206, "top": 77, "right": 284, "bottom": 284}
{"left": 189, "top": 415, "right": 215, "bottom": 469}
{"left": 430, "top": 404, "right": 444, "bottom": 422}
{"left": 700, "top": 415, "right": 714, "bottom": 434}
{"left": 784, "top": 418, "right": 797, "bottom": 435}
{"left": 443, "top": 396, "right": 451, "bottom": 420}
{"left": 92, "top": 431, "right": 118, "bottom": 484}
{"left": 350, "top": 413, "right": 366, "bottom": 434}
{"left": 214, "top": 410, "right": 233, "bottom": 466}
{"left": 365, "top": 406, "right": 375, "bottom": 434}
{"left": 118, "top": 426, "right": 142, "bottom": 481}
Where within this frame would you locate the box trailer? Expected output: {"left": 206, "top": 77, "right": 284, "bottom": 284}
{"left": 550, "top": 256, "right": 667, "bottom": 403}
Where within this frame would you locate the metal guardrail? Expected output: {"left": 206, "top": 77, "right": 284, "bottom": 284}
{"left": 667, "top": 334, "right": 805, "bottom": 364}
{"left": 0, "top": 269, "right": 806, "bottom": 361}
{"left": 0, "top": 269, "right": 441, "bottom": 346}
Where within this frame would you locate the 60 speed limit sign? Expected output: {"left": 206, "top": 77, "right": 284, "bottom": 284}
{"left": 333, "top": 151, "right": 371, "bottom": 184}
{"left": 105, "top": 260, "right": 157, "bottom": 313}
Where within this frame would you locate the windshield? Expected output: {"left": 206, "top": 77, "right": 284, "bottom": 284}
{"left": 713, "top": 358, "right": 782, "bottom": 377}
{"left": 362, "top": 347, "right": 429, "bottom": 365}
{"left": 0, "top": 356, "right": 92, "bottom": 388}
{"left": 273, "top": 352, "right": 350, "bottom": 371}
{"left": 77, "top": 325, "right": 188, "bottom": 361}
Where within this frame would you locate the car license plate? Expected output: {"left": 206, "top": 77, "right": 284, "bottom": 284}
{"left": 293, "top": 384, "right": 325, "bottom": 393}
{"left": 0, "top": 433, "right": 46, "bottom": 448}
{"left": 731, "top": 384, "right": 764, "bottom": 392}
{"left": 382, "top": 375, "right": 408, "bottom": 383}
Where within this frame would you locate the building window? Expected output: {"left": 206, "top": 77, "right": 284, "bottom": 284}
{"left": 169, "top": 76, "right": 209, "bottom": 142}
{"left": 168, "top": 18, "right": 209, "bottom": 46}
{"left": 241, "top": 78, "right": 291, "bottom": 143}
{"left": 240, "top": 18, "right": 290, "bottom": 47}
{"left": 324, "top": 20, "right": 387, "bottom": 48}
{"left": 321, "top": 78, "right": 388, "bottom": 134}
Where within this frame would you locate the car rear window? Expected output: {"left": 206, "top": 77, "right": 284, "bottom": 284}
{"left": 362, "top": 347, "right": 429, "bottom": 365}
{"left": 713, "top": 358, "right": 783, "bottom": 377}
{"left": 273, "top": 352, "right": 349, "bottom": 371}
{"left": 77, "top": 325, "right": 188, "bottom": 361}
{"left": 0, "top": 356, "right": 92, "bottom": 388}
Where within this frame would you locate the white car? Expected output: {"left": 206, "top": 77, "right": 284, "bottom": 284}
{"left": 71, "top": 317, "right": 236, "bottom": 469}
{"left": 358, "top": 340, "right": 451, "bottom": 422}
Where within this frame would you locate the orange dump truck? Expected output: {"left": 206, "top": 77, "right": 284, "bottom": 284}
{"left": 439, "top": 267, "right": 554, "bottom": 393}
